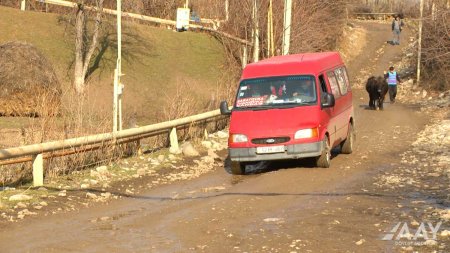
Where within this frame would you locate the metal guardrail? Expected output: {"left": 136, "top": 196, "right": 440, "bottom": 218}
{"left": 353, "top": 12, "right": 397, "bottom": 20}
{"left": 0, "top": 108, "right": 229, "bottom": 186}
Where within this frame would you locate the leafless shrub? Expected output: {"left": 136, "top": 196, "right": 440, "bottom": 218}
{"left": 141, "top": 0, "right": 179, "bottom": 20}
{"left": 0, "top": 41, "right": 61, "bottom": 117}
{"left": 420, "top": 3, "right": 449, "bottom": 91}
{"left": 289, "top": 0, "right": 347, "bottom": 53}
{"left": 0, "top": 0, "right": 18, "bottom": 8}
{"left": 348, "top": 0, "right": 421, "bottom": 18}
{"left": 0, "top": 85, "right": 121, "bottom": 186}
{"left": 208, "top": 0, "right": 347, "bottom": 63}
{"left": 160, "top": 78, "right": 200, "bottom": 121}
{"left": 0, "top": 164, "right": 31, "bottom": 187}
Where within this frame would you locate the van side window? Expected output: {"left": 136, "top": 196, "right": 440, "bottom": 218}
{"left": 334, "top": 68, "right": 348, "bottom": 95}
{"left": 326, "top": 71, "right": 341, "bottom": 98}
{"left": 342, "top": 67, "right": 351, "bottom": 91}
{"left": 318, "top": 74, "right": 328, "bottom": 94}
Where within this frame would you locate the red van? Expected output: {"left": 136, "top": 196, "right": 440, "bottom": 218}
{"left": 220, "top": 52, "right": 355, "bottom": 175}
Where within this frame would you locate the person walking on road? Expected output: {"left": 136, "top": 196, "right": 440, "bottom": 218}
{"left": 391, "top": 16, "right": 404, "bottom": 45}
{"left": 384, "top": 66, "right": 401, "bottom": 103}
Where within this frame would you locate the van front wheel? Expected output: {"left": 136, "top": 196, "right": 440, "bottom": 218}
{"left": 230, "top": 161, "right": 246, "bottom": 175}
{"left": 316, "top": 137, "right": 331, "bottom": 168}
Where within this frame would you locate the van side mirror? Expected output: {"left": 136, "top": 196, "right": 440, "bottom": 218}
{"left": 220, "top": 101, "right": 231, "bottom": 115}
{"left": 321, "top": 93, "right": 335, "bottom": 108}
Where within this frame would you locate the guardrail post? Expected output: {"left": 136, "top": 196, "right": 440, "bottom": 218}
{"left": 32, "top": 154, "right": 44, "bottom": 187}
{"left": 169, "top": 128, "right": 179, "bottom": 151}
{"left": 136, "top": 139, "right": 143, "bottom": 155}
{"left": 21, "top": 0, "right": 26, "bottom": 11}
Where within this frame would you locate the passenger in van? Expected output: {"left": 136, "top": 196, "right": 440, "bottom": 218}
{"left": 292, "top": 80, "right": 315, "bottom": 102}
{"left": 270, "top": 81, "right": 287, "bottom": 98}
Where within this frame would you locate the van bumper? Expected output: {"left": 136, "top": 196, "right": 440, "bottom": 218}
{"left": 229, "top": 141, "right": 323, "bottom": 162}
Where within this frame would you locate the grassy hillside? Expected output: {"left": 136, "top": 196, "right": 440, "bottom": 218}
{"left": 0, "top": 6, "right": 225, "bottom": 126}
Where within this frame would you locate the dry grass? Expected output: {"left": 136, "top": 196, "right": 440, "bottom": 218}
{"left": 0, "top": 41, "right": 61, "bottom": 117}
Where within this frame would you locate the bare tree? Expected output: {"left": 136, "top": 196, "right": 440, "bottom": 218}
{"left": 420, "top": 0, "right": 449, "bottom": 90}
{"left": 73, "top": 0, "right": 104, "bottom": 94}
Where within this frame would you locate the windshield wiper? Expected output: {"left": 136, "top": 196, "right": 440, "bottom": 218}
{"left": 235, "top": 105, "right": 272, "bottom": 111}
{"left": 236, "top": 102, "right": 315, "bottom": 111}
{"left": 273, "top": 102, "right": 315, "bottom": 107}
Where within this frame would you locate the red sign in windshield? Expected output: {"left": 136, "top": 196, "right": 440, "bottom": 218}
{"left": 236, "top": 96, "right": 268, "bottom": 107}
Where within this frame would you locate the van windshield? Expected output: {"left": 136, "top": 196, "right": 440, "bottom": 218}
{"left": 235, "top": 75, "right": 317, "bottom": 109}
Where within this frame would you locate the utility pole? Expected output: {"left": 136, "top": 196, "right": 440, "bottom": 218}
{"left": 416, "top": 0, "right": 424, "bottom": 85}
{"left": 267, "top": 0, "right": 274, "bottom": 57}
{"left": 113, "top": 0, "right": 123, "bottom": 133}
{"left": 252, "top": 0, "right": 260, "bottom": 62}
{"left": 282, "top": 0, "right": 292, "bottom": 55}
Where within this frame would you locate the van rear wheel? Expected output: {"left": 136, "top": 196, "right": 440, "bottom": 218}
{"left": 230, "top": 161, "right": 246, "bottom": 175}
{"left": 341, "top": 123, "right": 355, "bottom": 154}
{"left": 316, "top": 137, "right": 331, "bottom": 168}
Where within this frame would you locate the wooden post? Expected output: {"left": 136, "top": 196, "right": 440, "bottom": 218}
{"left": 136, "top": 139, "right": 142, "bottom": 156}
{"left": 32, "top": 154, "right": 44, "bottom": 187}
{"left": 20, "top": 0, "right": 26, "bottom": 11}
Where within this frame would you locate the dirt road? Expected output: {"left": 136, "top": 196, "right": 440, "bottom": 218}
{"left": 0, "top": 22, "right": 442, "bottom": 253}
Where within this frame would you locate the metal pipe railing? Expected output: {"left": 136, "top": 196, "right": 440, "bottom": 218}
{"left": 0, "top": 109, "right": 224, "bottom": 160}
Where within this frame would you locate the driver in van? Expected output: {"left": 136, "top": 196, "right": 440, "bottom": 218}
{"left": 249, "top": 84, "right": 262, "bottom": 97}
{"left": 292, "top": 79, "right": 315, "bottom": 101}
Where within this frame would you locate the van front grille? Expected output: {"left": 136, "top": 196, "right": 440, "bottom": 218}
{"left": 251, "top": 137, "right": 290, "bottom": 145}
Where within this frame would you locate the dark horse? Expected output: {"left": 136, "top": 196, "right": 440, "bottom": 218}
{"left": 365, "top": 76, "right": 388, "bottom": 110}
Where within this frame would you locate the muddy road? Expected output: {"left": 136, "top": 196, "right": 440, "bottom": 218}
{"left": 0, "top": 22, "right": 441, "bottom": 253}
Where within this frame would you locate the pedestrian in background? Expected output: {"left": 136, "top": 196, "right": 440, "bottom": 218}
{"left": 391, "top": 16, "right": 404, "bottom": 45}
{"left": 384, "top": 66, "right": 401, "bottom": 103}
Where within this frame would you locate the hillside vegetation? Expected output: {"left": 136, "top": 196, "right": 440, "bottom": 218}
{"left": 0, "top": 6, "right": 225, "bottom": 126}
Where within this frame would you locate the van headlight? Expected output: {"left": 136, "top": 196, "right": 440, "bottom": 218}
{"left": 294, "top": 128, "right": 318, "bottom": 139}
{"left": 229, "top": 134, "right": 248, "bottom": 143}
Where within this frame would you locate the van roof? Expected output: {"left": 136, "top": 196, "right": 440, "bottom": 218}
{"left": 241, "top": 52, "right": 344, "bottom": 79}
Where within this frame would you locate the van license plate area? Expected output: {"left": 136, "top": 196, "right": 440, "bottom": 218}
{"left": 256, "top": 145, "right": 285, "bottom": 154}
